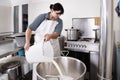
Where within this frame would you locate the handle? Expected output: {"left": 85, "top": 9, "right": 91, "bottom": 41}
{"left": 93, "top": 29, "right": 99, "bottom": 43}
{"left": 65, "top": 29, "right": 68, "bottom": 31}
{"left": 61, "top": 50, "right": 69, "bottom": 56}
{"left": 42, "top": 40, "right": 45, "bottom": 56}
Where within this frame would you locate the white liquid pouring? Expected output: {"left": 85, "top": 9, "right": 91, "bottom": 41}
{"left": 52, "top": 60, "right": 73, "bottom": 80}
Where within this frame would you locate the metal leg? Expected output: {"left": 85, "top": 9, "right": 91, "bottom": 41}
{"left": 32, "top": 63, "right": 38, "bottom": 80}
{"left": 90, "top": 52, "right": 99, "bottom": 80}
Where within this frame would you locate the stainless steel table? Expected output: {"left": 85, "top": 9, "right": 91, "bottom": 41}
{"left": 0, "top": 40, "right": 23, "bottom": 58}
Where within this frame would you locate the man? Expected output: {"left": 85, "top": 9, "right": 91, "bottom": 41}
{"left": 24, "top": 3, "right": 64, "bottom": 80}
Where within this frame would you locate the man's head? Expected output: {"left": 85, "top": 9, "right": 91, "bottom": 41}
{"left": 50, "top": 3, "right": 64, "bottom": 19}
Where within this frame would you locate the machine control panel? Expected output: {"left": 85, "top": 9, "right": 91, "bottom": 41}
{"left": 64, "top": 41, "right": 99, "bottom": 52}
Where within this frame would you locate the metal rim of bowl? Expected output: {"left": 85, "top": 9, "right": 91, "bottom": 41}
{"left": 35, "top": 56, "right": 87, "bottom": 80}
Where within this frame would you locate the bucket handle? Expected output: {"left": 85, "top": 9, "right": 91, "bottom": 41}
{"left": 42, "top": 41, "right": 45, "bottom": 56}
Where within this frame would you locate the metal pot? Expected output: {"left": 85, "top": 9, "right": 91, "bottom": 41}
{"left": 93, "top": 29, "right": 100, "bottom": 42}
{"left": 1, "top": 61, "right": 22, "bottom": 80}
{"left": 65, "top": 27, "right": 79, "bottom": 41}
{"left": 36, "top": 57, "right": 86, "bottom": 80}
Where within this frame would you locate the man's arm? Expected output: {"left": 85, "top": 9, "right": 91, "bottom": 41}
{"left": 24, "top": 28, "right": 32, "bottom": 51}
{"left": 44, "top": 32, "right": 59, "bottom": 41}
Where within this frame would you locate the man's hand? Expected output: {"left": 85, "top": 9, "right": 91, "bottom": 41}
{"left": 24, "top": 42, "right": 30, "bottom": 51}
{"left": 44, "top": 34, "right": 52, "bottom": 41}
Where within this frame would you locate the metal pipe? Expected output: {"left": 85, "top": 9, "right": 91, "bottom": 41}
{"left": 98, "top": 0, "right": 114, "bottom": 80}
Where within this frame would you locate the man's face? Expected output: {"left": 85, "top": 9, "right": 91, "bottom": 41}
{"left": 51, "top": 10, "right": 61, "bottom": 19}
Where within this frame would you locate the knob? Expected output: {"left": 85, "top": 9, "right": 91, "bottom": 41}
{"left": 79, "top": 45, "right": 81, "bottom": 47}
{"left": 73, "top": 44, "right": 75, "bottom": 47}
{"left": 76, "top": 44, "right": 79, "bottom": 47}
{"left": 84, "top": 45, "right": 87, "bottom": 48}
{"left": 81, "top": 45, "right": 84, "bottom": 48}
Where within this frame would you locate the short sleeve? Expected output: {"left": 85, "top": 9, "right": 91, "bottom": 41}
{"left": 54, "top": 19, "right": 63, "bottom": 36}
{"left": 29, "top": 14, "right": 45, "bottom": 31}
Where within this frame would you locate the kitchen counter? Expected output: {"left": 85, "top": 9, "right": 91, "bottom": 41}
{"left": 6, "top": 32, "right": 35, "bottom": 38}
{"left": 0, "top": 40, "right": 23, "bottom": 58}
{"left": 7, "top": 32, "right": 25, "bottom": 37}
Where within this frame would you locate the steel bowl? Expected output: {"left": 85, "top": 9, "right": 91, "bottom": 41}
{"left": 36, "top": 57, "right": 86, "bottom": 80}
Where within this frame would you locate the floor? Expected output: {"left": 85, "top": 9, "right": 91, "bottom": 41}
{"left": 22, "top": 70, "right": 32, "bottom": 80}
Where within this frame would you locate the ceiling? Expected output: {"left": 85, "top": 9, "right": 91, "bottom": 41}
{"left": 0, "top": 0, "right": 28, "bottom": 6}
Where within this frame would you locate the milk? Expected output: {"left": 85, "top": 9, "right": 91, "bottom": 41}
{"left": 52, "top": 60, "right": 73, "bottom": 80}
{"left": 52, "top": 60, "right": 63, "bottom": 76}
{"left": 60, "top": 75, "right": 74, "bottom": 80}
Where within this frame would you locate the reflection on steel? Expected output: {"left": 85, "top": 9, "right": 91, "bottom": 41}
{"left": 98, "top": 0, "right": 113, "bottom": 80}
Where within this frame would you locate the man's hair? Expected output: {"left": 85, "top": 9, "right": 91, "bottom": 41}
{"left": 50, "top": 3, "right": 64, "bottom": 14}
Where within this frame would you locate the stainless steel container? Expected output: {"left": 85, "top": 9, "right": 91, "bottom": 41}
{"left": 65, "top": 27, "right": 79, "bottom": 41}
{"left": 36, "top": 57, "right": 86, "bottom": 80}
{"left": 1, "top": 61, "right": 22, "bottom": 80}
{"left": 15, "top": 36, "right": 25, "bottom": 47}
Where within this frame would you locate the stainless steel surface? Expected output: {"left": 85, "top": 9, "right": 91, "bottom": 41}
{"left": 0, "top": 32, "right": 14, "bottom": 36}
{"left": 0, "top": 73, "right": 8, "bottom": 80}
{"left": 64, "top": 40, "right": 99, "bottom": 52}
{"left": 36, "top": 57, "right": 86, "bottom": 80}
{"left": 90, "top": 51, "right": 99, "bottom": 80}
{"left": 98, "top": 0, "right": 113, "bottom": 79}
{"left": 0, "top": 32, "right": 14, "bottom": 43}
{"left": 72, "top": 18, "right": 98, "bottom": 39}
{"left": 7, "top": 32, "right": 35, "bottom": 38}
{"left": 0, "top": 37, "right": 13, "bottom": 44}
{"left": 7, "top": 32, "right": 25, "bottom": 38}
{"left": 64, "top": 17, "right": 100, "bottom": 80}
{"left": 0, "top": 40, "right": 22, "bottom": 58}
{"left": 64, "top": 38, "right": 99, "bottom": 80}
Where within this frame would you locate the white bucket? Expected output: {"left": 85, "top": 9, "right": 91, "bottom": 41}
{"left": 25, "top": 41, "right": 60, "bottom": 63}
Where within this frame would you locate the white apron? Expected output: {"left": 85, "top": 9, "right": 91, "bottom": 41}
{"left": 32, "top": 19, "right": 61, "bottom": 80}
{"left": 34, "top": 19, "right": 61, "bottom": 57}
